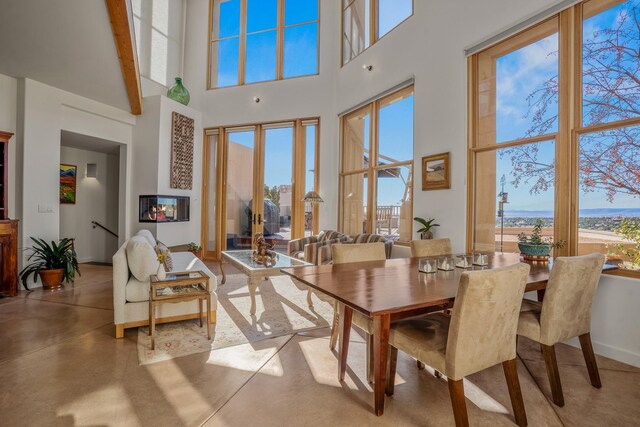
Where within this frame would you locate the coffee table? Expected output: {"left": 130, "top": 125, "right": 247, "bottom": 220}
{"left": 149, "top": 270, "right": 212, "bottom": 350}
{"left": 219, "top": 250, "right": 311, "bottom": 315}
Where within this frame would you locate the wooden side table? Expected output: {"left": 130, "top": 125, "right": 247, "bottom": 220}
{"left": 149, "top": 270, "right": 212, "bottom": 350}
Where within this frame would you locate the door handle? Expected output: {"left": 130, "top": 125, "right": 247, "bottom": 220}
{"left": 258, "top": 214, "right": 262, "bottom": 225}
{"left": 252, "top": 213, "right": 256, "bottom": 225}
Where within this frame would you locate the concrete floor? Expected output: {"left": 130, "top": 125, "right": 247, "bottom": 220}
{"left": 1, "top": 262, "right": 639, "bottom": 426}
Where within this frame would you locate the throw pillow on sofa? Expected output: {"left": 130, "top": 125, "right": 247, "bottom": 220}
{"left": 126, "top": 235, "right": 160, "bottom": 282}
{"left": 154, "top": 241, "right": 174, "bottom": 272}
{"left": 136, "top": 229, "right": 156, "bottom": 247}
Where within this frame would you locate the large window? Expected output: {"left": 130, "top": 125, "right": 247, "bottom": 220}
{"left": 342, "top": 0, "right": 413, "bottom": 65}
{"left": 132, "top": 0, "right": 185, "bottom": 87}
{"left": 209, "top": 0, "right": 319, "bottom": 89}
{"left": 468, "top": 0, "right": 640, "bottom": 276}
{"left": 340, "top": 86, "right": 414, "bottom": 241}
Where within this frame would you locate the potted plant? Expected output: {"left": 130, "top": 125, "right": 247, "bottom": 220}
{"left": 414, "top": 217, "right": 440, "bottom": 240}
{"left": 19, "top": 237, "right": 80, "bottom": 290}
{"left": 187, "top": 242, "right": 203, "bottom": 259}
{"left": 517, "top": 219, "right": 565, "bottom": 260}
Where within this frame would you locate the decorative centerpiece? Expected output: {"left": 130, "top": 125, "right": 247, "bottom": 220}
{"left": 252, "top": 233, "right": 277, "bottom": 265}
{"left": 455, "top": 254, "right": 473, "bottom": 269}
{"left": 414, "top": 216, "right": 440, "bottom": 240}
{"left": 517, "top": 219, "right": 565, "bottom": 261}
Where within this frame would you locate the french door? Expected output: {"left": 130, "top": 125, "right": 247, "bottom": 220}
{"left": 202, "top": 119, "right": 319, "bottom": 259}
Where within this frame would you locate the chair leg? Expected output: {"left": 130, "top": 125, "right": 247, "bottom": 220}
{"left": 502, "top": 358, "right": 528, "bottom": 427}
{"left": 579, "top": 333, "right": 602, "bottom": 388}
{"left": 541, "top": 344, "right": 564, "bottom": 407}
{"left": 386, "top": 346, "right": 398, "bottom": 396}
{"left": 367, "top": 334, "right": 374, "bottom": 384}
{"left": 416, "top": 360, "right": 425, "bottom": 370}
{"left": 447, "top": 378, "right": 469, "bottom": 427}
{"left": 329, "top": 308, "right": 339, "bottom": 350}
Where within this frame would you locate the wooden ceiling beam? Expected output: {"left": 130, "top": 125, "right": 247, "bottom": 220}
{"left": 106, "top": 0, "right": 142, "bottom": 115}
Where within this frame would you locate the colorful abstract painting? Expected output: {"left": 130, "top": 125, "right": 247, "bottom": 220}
{"left": 60, "top": 164, "right": 77, "bottom": 204}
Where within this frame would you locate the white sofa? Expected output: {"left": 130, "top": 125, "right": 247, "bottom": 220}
{"left": 113, "top": 229, "right": 218, "bottom": 338}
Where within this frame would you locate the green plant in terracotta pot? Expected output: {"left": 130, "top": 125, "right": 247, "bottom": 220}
{"left": 517, "top": 219, "right": 565, "bottom": 260}
{"left": 187, "top": 242, "right": 203, "bottom": 259}
{"left": 414, "top": 217, "right": 440, "bottom": 240}
{"left": 19, "top": 238, "right": 80, "bottom": 290}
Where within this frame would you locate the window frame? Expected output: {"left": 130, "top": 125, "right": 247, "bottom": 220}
{"left": 341, "top": 0, "right": 414, "bottom": 66}
{"left": 466, "top": 0, "right": 640, "bottom": 279}
{"left": 207, "top": 0, "right": 320, "bottom": 89}
{"left": 339, "top": 85, "right": 414, "bottom": 240}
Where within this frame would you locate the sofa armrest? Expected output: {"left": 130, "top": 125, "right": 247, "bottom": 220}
{"left": 289, "top": 236, "right": 318, "bottom": 255}
{"left": 112, "top": 242, "right": 130, "bottom": 326}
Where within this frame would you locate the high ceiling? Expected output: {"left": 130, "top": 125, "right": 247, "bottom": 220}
{"left": 0, "top": 0, "right": 130, "bottom": 111}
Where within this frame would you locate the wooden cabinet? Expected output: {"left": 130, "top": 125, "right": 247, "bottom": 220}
{"left": 0, "top": 132, "right": 18, "bottom": 297}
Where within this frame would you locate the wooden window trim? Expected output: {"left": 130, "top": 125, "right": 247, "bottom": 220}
{"left": 208, "top": 0, "right": 320, "bottom": 90}
{"left": 339, "top": 85, "right": 414, "bottom": 239}
{"left": 466, "top": 0, "right": 640, "bottom": 279}
{"left": 341, "top": 0, "right": 414, "bottom": 67}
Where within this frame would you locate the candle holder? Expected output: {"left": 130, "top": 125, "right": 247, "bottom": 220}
{"left": 437, "top": 256, "right": 456, "bottom": 271}
{"left": 473, "top": 252, "right": 489, "bottom": 266}
{"left": 456, "top": 254, "right": 473, "bottom": 269}
{"left": 418, "top": 258, "right": 437, "bottom": 274}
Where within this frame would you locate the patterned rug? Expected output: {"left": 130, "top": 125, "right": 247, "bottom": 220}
{"left": 137, "top": 274, "right": 334, "bottom": 365}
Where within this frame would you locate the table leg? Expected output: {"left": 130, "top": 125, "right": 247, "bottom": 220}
{"left": 219, "top": 259, "right": 226, "bottom": 285}
{"left": 373, "top": 313, "right": 391, "bottom": 416}
{"left": 248, "top": 276, "right": 260, "bottom": 315}
{"left": 150, "top": 303, "right": 156, "bottom": 350}
{"left": 148, "top": 297, "right": 153, "bottom": 336}
{"left": 198, "top": 298, "right": 203, "bottom": 327}
{"left": 206, "top": 295, "right": 212, "bottom": 340}
{"left": 306, "top": 288, "right": 314, "bottom": 308}
{"left": 337, "top": 303, "right": 353, "bottom": 381}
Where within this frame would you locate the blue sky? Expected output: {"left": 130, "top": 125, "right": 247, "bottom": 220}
{"left": 494, "top": 1, "right": 639, "bottom": 215}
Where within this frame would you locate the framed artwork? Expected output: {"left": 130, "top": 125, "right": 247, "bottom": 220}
{"left": 422, "top": 152, "right": 450, "bottom": 190}
{"left": 60, "top": 164, "right": 77, "bottom": 204}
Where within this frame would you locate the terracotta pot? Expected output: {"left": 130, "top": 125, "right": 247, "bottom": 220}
{"left": 39, "top": 268, "right": 65, "bottom": 290}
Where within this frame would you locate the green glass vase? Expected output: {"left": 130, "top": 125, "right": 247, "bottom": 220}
{"left": 167, "top": 77, "right": 190, "bottom": 106}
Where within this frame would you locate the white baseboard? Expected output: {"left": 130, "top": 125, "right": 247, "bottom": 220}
{"left": 565, "top": 337, "right": 640, "bottom": 368}
{"left": 77, "top": 256, "right": 94, "bottom": 263}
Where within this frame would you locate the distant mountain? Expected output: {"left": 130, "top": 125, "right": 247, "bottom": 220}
{"left": 504, "top": 208, "right": 640, "bottom": 218}
{"left": 60, "top": 169, "right": 76, "bottom": 177}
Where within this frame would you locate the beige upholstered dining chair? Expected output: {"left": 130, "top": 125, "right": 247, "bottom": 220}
{"left": 387, "top": 263, "right": 531, "bottom": 427}
{"left": 410, "top": 238, "right": 452, "bottom": 257}
{"left": 410, "top": 237, "right": 453, "bottom": 370}
{"left": 330, "top": 242, "right": 387, "bottom": 382}
{"left": 517, "top": 253, "right": 605, "bottom": 407}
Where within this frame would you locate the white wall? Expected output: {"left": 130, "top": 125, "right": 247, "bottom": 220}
{"left": 131, "top": 95, "right": 203, "bottom": 246}
{"left": 59, "top": 147, "right": 120, "bottom": 263}
{"left": 16, "top": 78, "right": 135, "bottom": 286}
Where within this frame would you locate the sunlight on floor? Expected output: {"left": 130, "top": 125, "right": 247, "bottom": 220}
{"left": 206, "top": 343, "right": 284, "bottom": 376}
{"left": 148, "top": 361, "right": 213, "bottom": 422}
{"left": 57, "top": 384, "right": 140, "bottom": 426}
{"left": 463, "top": 377, "right": 510, "bottom": 414}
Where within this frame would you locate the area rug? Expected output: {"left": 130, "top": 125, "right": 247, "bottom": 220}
{"left": 137, "top": 274, "right": 334, "bottom": 365}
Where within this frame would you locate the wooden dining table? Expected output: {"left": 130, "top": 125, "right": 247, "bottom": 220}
{"left": 281, "top": 252, "right": 615, "bottom": 416}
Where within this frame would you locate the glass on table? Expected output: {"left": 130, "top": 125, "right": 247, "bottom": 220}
{"left": 418, "top": 258, "right": 437, "bottom": 274}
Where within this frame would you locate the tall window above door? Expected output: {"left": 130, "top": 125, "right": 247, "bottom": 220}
{"left": 340, "top": 85, "right": 414, "bottom": 242}
{"left": 208, "top": 0, "right": 319, "bottom": 89}
{"left": 342, "top": 0, "right": 413, "bottom": 65}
